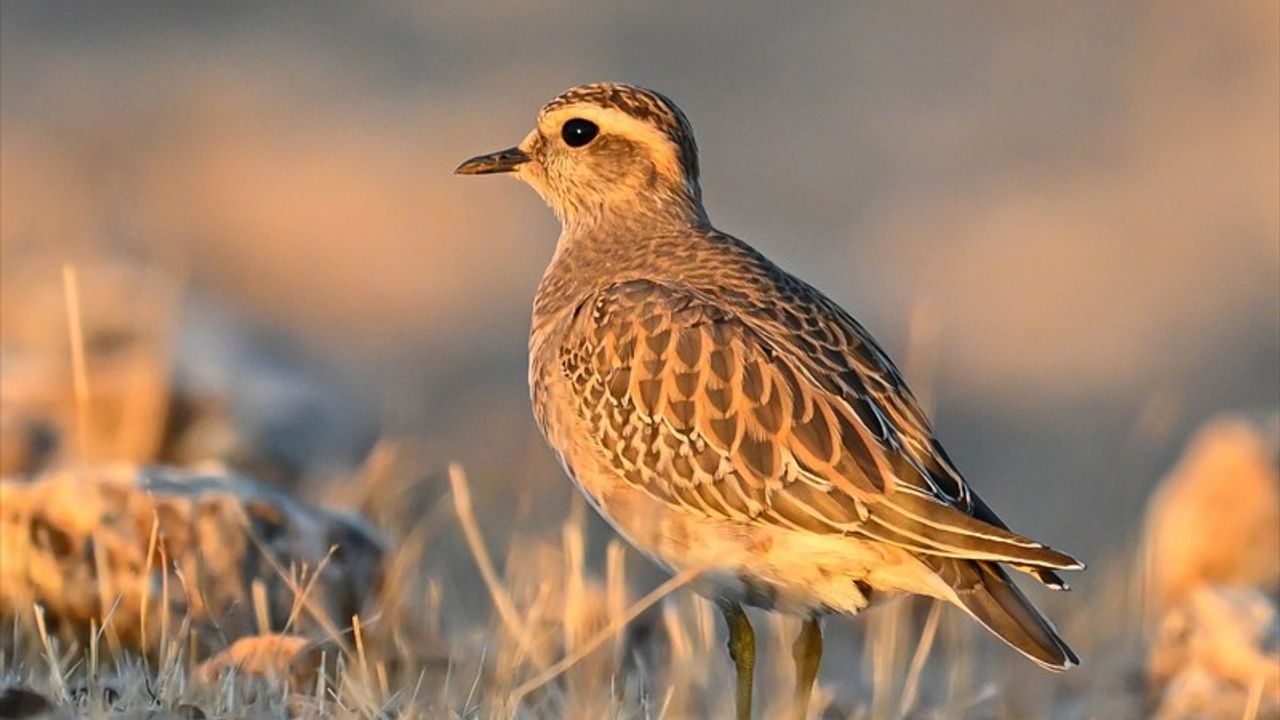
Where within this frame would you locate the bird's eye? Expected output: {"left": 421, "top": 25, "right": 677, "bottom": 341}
{"left": 561, "top": 118, "right": 599, "bottom": 148}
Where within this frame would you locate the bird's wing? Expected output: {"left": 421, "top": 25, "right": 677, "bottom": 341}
{"left": 558, "top": 278, "right": 1081, "bottom": 572}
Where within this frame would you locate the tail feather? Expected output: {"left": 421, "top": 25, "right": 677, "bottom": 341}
{"left": 927, "top": 557, "right": 1079, "bottom": 670}
{"left": 964, "top": 491, "right": 1076, "bottom": 590}
{"left": 1012, "top": 564, "right": 1071, "bottom": 590}
{"left": 870, "top": 494, "right": 1085, "bottom": 571}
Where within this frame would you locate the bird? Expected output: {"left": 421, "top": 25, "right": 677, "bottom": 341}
{"left": 456, "top": 82, "right": 1083, "bottom": 719}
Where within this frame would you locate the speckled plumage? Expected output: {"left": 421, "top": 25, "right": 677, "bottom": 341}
{"left": 458, "top": 83, "right": 1083, "bottom": 702}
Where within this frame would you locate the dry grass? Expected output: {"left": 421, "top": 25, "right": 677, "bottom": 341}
{"left": 0, "top": 413, "right": 1139, "bottom": 720}
{"left": 0, "top": 515, "right": 1107, "bottom": 719}
{"left": 2, "top": 464, "right": 1272, "bottom": 720}
{"left": 2, "top": 257, "right": 1256, "bottom": 720}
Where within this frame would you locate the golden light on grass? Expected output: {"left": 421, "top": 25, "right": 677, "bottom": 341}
{"left": 508, "top": 554, "right": 724, "bottom": 707}
{"left": 899, "top": 599, "right": 944, "bottom": 717}
{"left": 447, "top": 463, "right": 546, "bottom": 670}
{"left": 139, "top": 513, "right": 160, "bottom": 660}
{"left": 60, "top": 263, "right": 91, "bottom": 463}
{"left": 33, "top": 604, "right": 66, "bottom": 701}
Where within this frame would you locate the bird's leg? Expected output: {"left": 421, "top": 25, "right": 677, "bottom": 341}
{"left": 791, "top": 616, "right": 823, "bottom": 720}
{"left": 719, "top": 600, "right": 755, "bottom": 720}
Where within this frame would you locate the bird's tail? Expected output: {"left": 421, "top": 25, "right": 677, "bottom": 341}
{"left": 924, "top": 556, "right": 1079, "bottom": 670}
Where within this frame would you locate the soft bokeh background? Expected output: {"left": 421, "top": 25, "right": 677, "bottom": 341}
{"left": 2, "top": 0, "right": 1277, "bottom": 691}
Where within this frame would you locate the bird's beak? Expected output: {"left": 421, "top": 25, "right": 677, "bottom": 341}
{"left": 454, "top": 146, "right": 531, "bottom": 175}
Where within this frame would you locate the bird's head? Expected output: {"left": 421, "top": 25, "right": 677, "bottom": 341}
{"left": 456, "top": 83, "right": 707, "bottom": 230}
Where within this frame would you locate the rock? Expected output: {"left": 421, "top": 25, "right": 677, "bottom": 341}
{"left": 162, "top": 300, "right": 379, "bottom": 488}
{"left": 0, "top": 260, "right": 178, "bottom": 475}
{"left": 0, "top": 410, "right": 58, "bottom": 478}
{"left": 0, "top": 256, "right": 377, "bottom": 487}
{"left": 197, "top": 633, "right": 323, "bottom": 686}
{"left": 1143, "top": 416, "right": 1280, "bottom": 719}
{"left": 1144, "top": 417, "right": 1280, "bottom": 610}
{"left": 1148, "top": 587, "right": 1279, "bottom": 720}
{"left": 0, "top": 688, "right": 54, "bottom": 720}
{"left": 0, "top": 465, "right": 384, "bottom": 654}
{"left": 173, "top": 705, "right": 207, "bottom": 720}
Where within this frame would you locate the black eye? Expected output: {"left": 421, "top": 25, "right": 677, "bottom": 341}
{"left": 561, "top": 118, "right": 599, "bottom": 148}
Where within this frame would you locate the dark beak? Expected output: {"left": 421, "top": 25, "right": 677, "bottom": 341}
{"left": 454, "top": 146, "right": 531, "bottom": 175}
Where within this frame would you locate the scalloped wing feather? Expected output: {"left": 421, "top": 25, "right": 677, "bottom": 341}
{"left": 558, "top": 279, "right": 1082, "bottom": 575}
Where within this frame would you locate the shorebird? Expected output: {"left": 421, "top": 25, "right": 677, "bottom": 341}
{"left": 457, "top": 82, "right": 1082, "bottom": 719}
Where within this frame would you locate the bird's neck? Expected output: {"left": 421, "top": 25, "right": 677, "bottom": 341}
{"left": 534, "top": 212, "right": 708, "bottom": 322}
{"left": 556, "top": 181, "right": 709, "bottom": 238}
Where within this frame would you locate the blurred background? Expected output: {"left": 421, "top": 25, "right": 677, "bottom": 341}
{"left": 1, "top": 2, "right": 1277, "bottom": 713}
